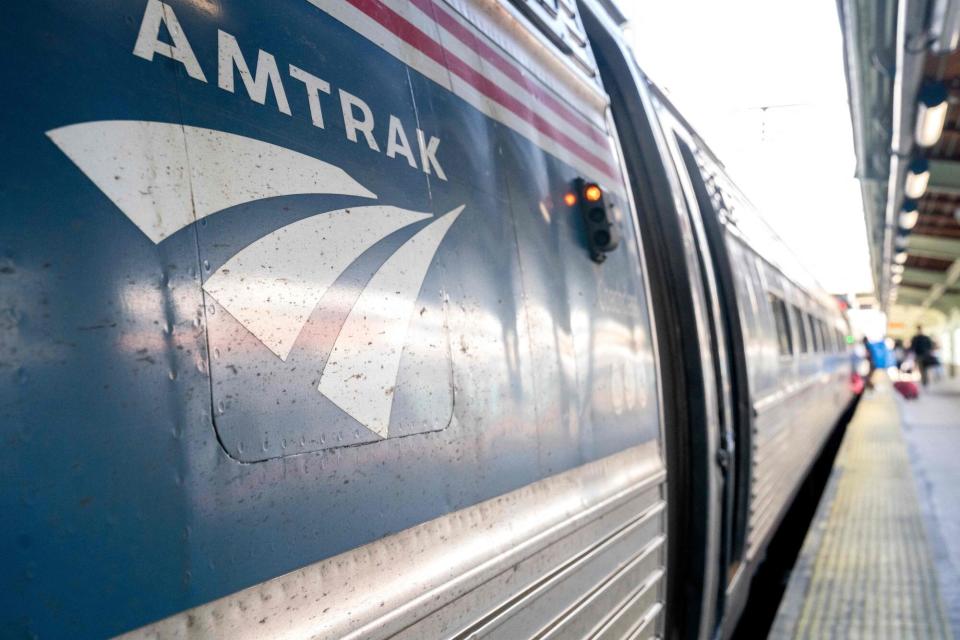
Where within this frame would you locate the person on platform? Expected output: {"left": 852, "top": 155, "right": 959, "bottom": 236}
{"left": 909, "top": 326, "right": 935, "bottom": 387}
{"left": 893, "top": 338, "right": 906, "bottom": 371}
{"left": 861, "top": 336, "right": 875, "bottom": 390}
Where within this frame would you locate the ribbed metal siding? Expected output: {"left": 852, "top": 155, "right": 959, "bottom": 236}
{"left": 119, "top": 447, "right": 667, "bottom": 640}
{"left": 396, "top": 480, "right": 667, "bottom": 639}
{"left": 748, "top": 379, "right": 844, "bottom": 553}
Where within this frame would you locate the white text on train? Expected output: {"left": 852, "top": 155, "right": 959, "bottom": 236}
{"left": 132, "top": 0, "right": 447, "bottom": 180}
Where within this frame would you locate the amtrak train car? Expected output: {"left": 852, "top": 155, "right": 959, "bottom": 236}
{"left": 0, "top": 0, "right": 854, "bottom": 638}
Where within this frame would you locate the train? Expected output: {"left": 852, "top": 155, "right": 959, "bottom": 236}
{"left": 0, "top": 0, "right": 856, "bottom": 638}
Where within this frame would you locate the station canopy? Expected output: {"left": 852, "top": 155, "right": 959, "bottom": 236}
{"left": 840, "top": 0, "right": 960, "bottom": 333}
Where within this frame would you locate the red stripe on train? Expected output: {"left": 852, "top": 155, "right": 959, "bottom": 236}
{"left": 344, "top": 0, "right": 618, "bottom": 180}
{"left": 409, "top": 0, "right": 608, "bottom": 147}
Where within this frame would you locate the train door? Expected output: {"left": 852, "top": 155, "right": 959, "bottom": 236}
{"left": 667, "top": 138, "right": 753, "bottom": 613}
{"left": 583, "top": 6, "right": 727, "bottom": 639}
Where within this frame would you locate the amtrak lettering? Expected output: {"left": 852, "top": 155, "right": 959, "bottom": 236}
{"left": 133, "top": 0, "right": 447, "bottom": 180}
{"left": 46, "top": 0, "right": 469, "bottom": 442}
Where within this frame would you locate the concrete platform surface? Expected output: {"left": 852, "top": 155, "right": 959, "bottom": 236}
{"left": 900, "top": 377, "right": 960, "bottom": 635}
{"left": 770, "top": 378, "right": 958, "bottom": 639}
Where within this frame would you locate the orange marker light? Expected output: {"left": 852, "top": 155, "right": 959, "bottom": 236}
{"left": 584, "top": 184, "right": 602, "bottom": 202}
{"left": 563, "top": 192, "right": 577, "bottom": 206}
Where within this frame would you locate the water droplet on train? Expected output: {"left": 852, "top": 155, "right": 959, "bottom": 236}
{"left": 203, "top": 260, "right": 211, "bottom": 272}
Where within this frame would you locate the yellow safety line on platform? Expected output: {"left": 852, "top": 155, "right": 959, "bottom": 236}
{"left": 786, "top": 384, "right": 953, "bottom": 639}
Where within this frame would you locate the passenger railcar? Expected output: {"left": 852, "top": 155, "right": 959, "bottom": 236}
{"left": 0, "top": 0, "right": 854, "bottom": 638}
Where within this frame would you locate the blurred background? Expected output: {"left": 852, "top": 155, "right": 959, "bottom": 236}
{"left": 621, "top": 1, "right": 872, "bottom": 295}
{"left": 618, "top": 0, "right": 960, "bottom": 374}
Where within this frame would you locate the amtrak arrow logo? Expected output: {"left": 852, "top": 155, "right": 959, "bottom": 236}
{"left": 47, "top": 120, "right": 464, "bottom": 438}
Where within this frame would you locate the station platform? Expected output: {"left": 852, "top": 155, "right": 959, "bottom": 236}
{"left": 771, "top": 376, "right": 960, "bottom": 639}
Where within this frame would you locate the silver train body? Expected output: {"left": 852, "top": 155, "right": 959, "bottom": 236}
{"left": 0, "top": 0, "right": 854, "bottom": 638}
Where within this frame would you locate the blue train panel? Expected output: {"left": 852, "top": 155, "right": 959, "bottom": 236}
{"left": 0, "top": 1, "right": 661, "bottom": 637}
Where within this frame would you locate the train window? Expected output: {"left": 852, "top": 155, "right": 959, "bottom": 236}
{"left": 806, "top": 314, "right": 816, "bottom": 352}
{"left": 729, "top": 239, "right": 762, "bottom": 345}
{"left": 768, "top": 293, "right": 793, "bottom": 356}
{"left": 791, "top": 306, "right": 809, "bottom": 353}
{"left": 817, "top": 319, "right": 829, "bottom": 353}
{"left": 746, "top": 253, "right": 770, "bottom": 330}
{"left": 808, "top": 315, "right": 822, "bottom": 352}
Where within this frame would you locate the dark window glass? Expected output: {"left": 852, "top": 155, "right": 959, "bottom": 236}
{"left": 769, "top": 293, "right": 793, "bottom": 356}
{"left": 808, "top": 315, "right": 822, "bottom": 352}
{"left": 792, "top": 305, "right": 809, "bottom": 353}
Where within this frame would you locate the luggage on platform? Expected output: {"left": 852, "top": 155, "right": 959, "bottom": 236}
{"left": 893, "top": 380, "right": 919, "bottom": 399}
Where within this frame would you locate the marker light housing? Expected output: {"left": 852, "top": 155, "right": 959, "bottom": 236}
{"left": 573, "top": 178, "right": 619, "bottom": 263}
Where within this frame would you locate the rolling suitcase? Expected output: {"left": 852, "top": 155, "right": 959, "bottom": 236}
{"left": 893, "top": 380, "right": 919, "bottom": 399}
